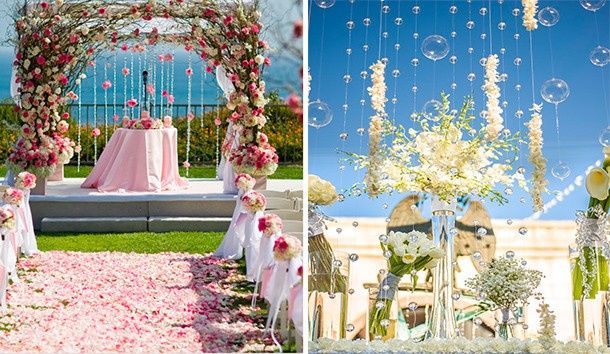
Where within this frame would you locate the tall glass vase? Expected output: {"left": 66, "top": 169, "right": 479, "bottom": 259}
{"left": 426, "top": 196, "right": 457, "bottom": 339}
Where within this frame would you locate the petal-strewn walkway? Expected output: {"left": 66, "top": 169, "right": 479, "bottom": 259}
{"left": 0, "top": 251, "right": 270, "bottom": 352}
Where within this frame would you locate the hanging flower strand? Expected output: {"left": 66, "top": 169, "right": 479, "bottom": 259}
{"left": 522, "top": 0, "right": 539, "bottom": 31}
{"left": 365, "top": 60, "right": 388, "bottom": 197}
{"left": 482, "top": 54, "right": 504, "bottom": 141}
{"left": 526, "top": 103, "right": 547, "bottom": 211}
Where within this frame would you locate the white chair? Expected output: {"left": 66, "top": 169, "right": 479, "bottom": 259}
{"left": 267, "top": 209, "right": 303, "bottom": 221}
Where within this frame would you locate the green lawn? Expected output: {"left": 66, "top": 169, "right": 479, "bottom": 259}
{"left": 37, "top": 231, "right": 224, "bottom": 254}
{"left": 0, "top": 164, "right": 302, "bottom": 180}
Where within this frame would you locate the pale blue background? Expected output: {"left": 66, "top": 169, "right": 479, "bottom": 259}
{"left": 309, "top": 0, "right": 610, "bottom": 220}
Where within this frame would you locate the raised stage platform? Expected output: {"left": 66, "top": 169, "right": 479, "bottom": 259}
{"left": 8, "top": 178, "right": 302, "bottom": 233}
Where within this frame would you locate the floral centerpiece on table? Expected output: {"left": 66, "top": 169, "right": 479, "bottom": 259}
{"left": 369, "top": 230, "right": 445, "bottom": 338}
{"left": 273, "top": 235, "right": 302, "bottom": 261}
{"left": 241, "top": 191, "right": 267, "bottom": 213}
{"left": 235, "top": 173, "right": 256, "bottom": 193}
{"left": 122, "top": 117, "right": 164, "bottom": 130}
{"left": 258, "top": 214, "right": 284, "bottom": 237}
{"left": 14, "top": 171, "right": 36, "bottom": 190}
{"left": 0, "top": 206, "right": 16, "bottom": 231}
{"left": 466, "top": 256, "right": 542, "bottom": 339}
{"left": 3, "top": 188, "right": 25, "bottom": 207}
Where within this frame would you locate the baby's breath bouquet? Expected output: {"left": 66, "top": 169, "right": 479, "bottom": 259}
{"left": 369, "top": 230, "right": 444, "bottom": 339}
{"left": 466, "top": 257, "right": 543, "bottom": 339}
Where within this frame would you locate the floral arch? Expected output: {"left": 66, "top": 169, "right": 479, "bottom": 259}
{"left": 7, "top": 0, "right": 278, "bottom": 179}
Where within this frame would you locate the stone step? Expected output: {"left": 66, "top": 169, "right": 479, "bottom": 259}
{"left": 40, "top": 216, "right": 233, "bottom": 233}
{"left": 41, "top": 217, "right": 148, "bottom": 233}
{"left": 148, "top": 217, "right": 232, "bottom": 232}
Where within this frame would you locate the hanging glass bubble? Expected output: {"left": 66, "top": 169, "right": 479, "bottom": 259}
{"left": 540, "top": 78, "right": 570, "bottom": 104}
{"left": 538, "top": 7, "right": 560, "bottom": 27}
{"left": 315, "top": 0, "right": 336, "bottom": 9}
{"left": 551, "top": 161, "right": 571, "bottom": 180}
{"left": 421, "top": 35, "right": 450, "bottom": 61}
{"left": 308, "top": 100, "right": 333, "bottom": 128}
{"left": 580, "top": 0, "right": 606, "bottom": 11}
{"left": 422, "top": 99, "right": 442, "bottom": 118}
{"left": 599, "top": 126, "right": 610, "bottom": 146}
{"left": 590, "top": 46, "right": 610, "bottom": 67}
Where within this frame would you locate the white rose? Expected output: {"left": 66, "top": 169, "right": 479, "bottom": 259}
{"left": 254, "top": 55, "right": 265, "bottom": 65}
{"left": 81, "top": 26, "right": 89, "bottom": 35}
{"left": 308, "top": 175, "right": 338, "bottom": 205}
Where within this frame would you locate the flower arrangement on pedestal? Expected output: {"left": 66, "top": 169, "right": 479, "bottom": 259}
{"left": 14, "top": 171, "right": 37, "bottom": 190}
{"left": 235, "top": 173, "right": 256, "bottom": 193}
{"left": 3, "top": 188, "right": 25, "bottom": 207}
{"left": 8, "top": 0, "right": 278, "bottom": 178}
{"left": 241, "top": 191, "right": 267, "bottom": 213}
{"left": 273, "top": 235, "right": 302, "bottom": 261}
{"left": 258, "top": 214, "right": 284, "bottom": 237}
{"left": 0, "top": 207, "right": 16, "bottom": 231}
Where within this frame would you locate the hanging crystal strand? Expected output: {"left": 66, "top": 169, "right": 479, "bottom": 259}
{"left": 357, "top": 0, "right": 371, "bottom": 153}
{"left": 137, "top": 53, "right": 142, "bottom": 118}
{"left": 77, "top": 79, "right": 82, "bottom": 172}
{"left": 390, "top": 1, "right": 402, "bottom": 123}
{"left": 497, "top": 0, "right": 508, "bottom": 131}
{"left": 466, "top": 0, "right": 475, "bottom": 93}
{"left": 130, "top": 50, "right": 135, "bottom": 118}
{"left": 513, "top": 6, "right": 524, "bottom": 161}
{"left": 160, "top": 55, "right": 165, "bottom": 117}
{"left": 201, "top": 58, "right": 205, "bottom": 128}
{"left": 449, "top": 1, "right": 457, "bottom": 108}
{"left": 215, "top": 87, "right": 221, "bottom": 170}
{"left": 123, "top": 55, "right": 128, "bottom": 119}
{"left": 338, "top": 0, "right": 355, "bottom": 192}
{"left": 93, "top": 60, "right": 98, "bottom": 164}
{"left": 410, "top": 1, "right": 420, "bottom": 122}
{"left": 170, "top": 49, "right": 176, "bottom": 115}
{"left": 103, "top": 59, "right": 109, "bottom": 144}
{"left": 185, "top": 52, "right": 192, "bottom": 177}
{"left": 112, "top": 52, "right": 117, "bottom": 128}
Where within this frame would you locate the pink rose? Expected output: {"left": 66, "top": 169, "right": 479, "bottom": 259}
{"left": 101, "top": 80, "right": 112, "bottom": 90}
{"left": 214, "top": 117, "right": 222, "bottom": 126}
{"left": 141, "top": 119, "right": 152, "bottom": 129}
{"left": 113, "top": 114, "right": 119, "bottom": 122}
{"left": 57, "top": 120, "right": 69, "bottom": 133}
{"left": 127, "top": 99, "right": 138, "bottom": 108}
{"left": 187, "top": 112, "right": 194, "bottom": 121}
{"left": 92, "top": 128, "right": 101, "bottom": 137}
{"left": 122, "top": 67, "right": 130, "bottom": 76}
{"left": 74, "top": 145, "right": 81, "bottom": 153}
{"left": 185, "top": 67, "right": 193, "bottom": 76}
{"left": 183, "top": 161, "right": 191, "bottom": 168}
{"left": 167, "top": 95, "right": 174, "bottom": 104}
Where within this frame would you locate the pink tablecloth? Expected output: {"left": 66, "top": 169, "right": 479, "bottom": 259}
{"left": 81, "top": 128, "right": 189, "bottom": 192}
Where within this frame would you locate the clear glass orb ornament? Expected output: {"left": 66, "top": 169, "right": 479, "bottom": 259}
{"left": 506, "top": 250, "right": 515, "bottom": 259}
{"left": 382, "top": 5, "right": 390, "bottom": 13}
{"left": 394, "top": 43, "right": 401, "bottom": 50}
{"left": 362, "top": 44, "right": 369, "bottom": 52}
{"left": 466, "top": 20, "right": 475, "bottom": 30}
{"left": 519, "top": 226, "right": 528, "bottom": 235}
{"left": 412, "top": 5, "right": 421, "bottom": 14}
{"left": 308, "top": 100, "right": 332, "bottom": 128}
{"left": 512, "top": 8, "right": 521, "bottom": 16}
{"left": 467, "top": 72, "right": 476, "bottom": 81}
{"left": 339, "top": 132, "right": 348, "bottom": 141}
{"left": 474, "top": 317, "right": 483, "bottom": 326}
{"left": 411, "top": 58, "right": 420, "bottom": 66}
{"left": 580, "top": 0, "right": 606, "bottom": 12}
{"left": 476, "top": 227, "right": 488, "bottom": 237}
{"left": 538, "top": 7, "right": 560, "bottom": 27}
{"left": 413, "top": 32, "right": 419, "bottom": 39}
{"left": 515, "top": 109, "right": 524, "bottom": 118}
{"left": 346, "top": 48, "right": 352, "bottom": 55}
{"left": 449, "top": 55, "right": 457, "bottom": 64}
{"left": 349, "top": 253, "right": 359, "bottom": 262}
{"left": 315, "top": 0, "right": 336, "bottom": 9}
{"left": 452, "top": 292, "right": 461, "bottom": 300}
{"left": 498, "top": 21, "right": 506, "bottom": 30}
{"left": 380, "top": 319, "right": 390, "bottom": 327}
{"left": 356, "top": 127, "right": 365, "bottom": 135}
{"left": 515, "top": 84, "right": 522, "bottom": 91}
{"left": 599, "top": 126, "right": 610, "bottom": 146}
{"left": 514, "top": 33, "right": 520, "bottom": 40}
{"left": 392, "top": 69, "right": 400, "bottom": 77}
{"left": 507, "top": 218, "right": 513, "bottom": 225}
{"left": 342, "top": 74, "right": 352, "bottom": 83}
{"left": 346, "top": 21, "right": 355, "bottom": 29}
{"left": 395, "top": 17, "right": 403, "bottom": 26}
{"left": 479, "top": 57, "right": 487, "bottom": 66}
{"left": 514, "top": 57, "right": 522, "bottom": 66}
{"left": 379, "top": 234, "right": 388, "bottom": 243}
{"left": 421, "top": 35, "right": 450, "bottom": 61}
{"left": 363, "top": 18, "right": 371, "bottom": 26}
{"left": 590, "top": 46, "right": 610, "bottom": 67}
{"left": 541, "top": 78, "right": 570, "bottom": 104}
{"left": 346, "top": 324, "right": 355, "bottom": 332}
{"left": 551, "top": 161, "right": 571, "bottom": 180}
{"left": 473, "top": 251, "right": 482, "bottom": 260}
{"left": 449, "top": 5, "right": 458, "bottom": 14}
{"left": 468, "top": 47, "right": 474, "bottom": 54}
{"left": 451, "top": 31, "right": 457, "bottom": 38}
{"left": 479, "top": 7, "right": 487, "bottom": 15}
{"left": 408, "top": 302, "right": 418, "bottom": 311}
{"left": 422, "top": 99, "right": 442, "bottom": 117}
{"left": 329, "top": 293, "right": 336, "bottom": 299}
{"left": 352, "top": 221, "right": 359, "bottom": 227}
{"left": 480, "top": 33, "right": 487, "bottom": 40}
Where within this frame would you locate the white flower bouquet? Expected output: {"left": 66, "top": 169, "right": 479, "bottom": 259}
{"left": 466, "top": 256, "right": 542, "bottom": 339}
{"left": 308, "top": 175, "right": 338, "bottom": 206}
{"left": 350, "top": 93, "right": 525, "bottom": 205}
{"left": 369, "top": 231, "right": 444, "bottom": 339}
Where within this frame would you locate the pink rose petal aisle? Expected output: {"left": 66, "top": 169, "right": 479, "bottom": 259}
{"left": 0, "top": 251, "right": 270, "bottom": 353}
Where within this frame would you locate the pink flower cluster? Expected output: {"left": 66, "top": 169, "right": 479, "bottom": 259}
{"left": 14, "top": 171, "right": 36, "bottom": 190}
{"left": 0, "top": 252, "right": 271, "bottom": 352}
{"left": 53, "top": 133, "right": 75, "bottom": 164}
{"left": 258, "top": 213, "right": 284, "bottom": 237}
{"left": 3, "top": 188, "right": 25, "bottom": 206}
{"left": 0, "top": 206, "right": 15, "bottom": 230}
{"left": 273, "top": 235, "right": 302, "bottom": 261}
{"left": 122, "top": 118, "right": 163, "bottom": 130}
{"left": 234, "top": 173, "right": 256, "bottom": 192}
{"left": 241, "top": 191, "right": 267, "bottom": 213}
{"left": 230, "top": 143, "right": 279, "bottom": 177}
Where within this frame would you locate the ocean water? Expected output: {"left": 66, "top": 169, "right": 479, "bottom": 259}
{"left": 0, "top": 47, "right": 300, "bottom": 105}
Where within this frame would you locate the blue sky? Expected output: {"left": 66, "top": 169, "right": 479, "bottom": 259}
{"left": 309, "top": 0, "right": 610, "bottom": 220}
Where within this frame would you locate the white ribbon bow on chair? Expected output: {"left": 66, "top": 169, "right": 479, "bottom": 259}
{"left": 243, "top": 211, "right": 263, "bottom": 282}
